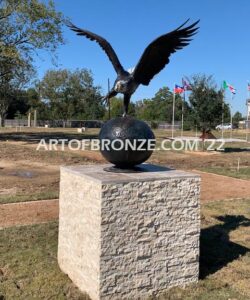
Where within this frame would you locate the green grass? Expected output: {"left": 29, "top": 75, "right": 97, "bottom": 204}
{"left": 153, "top": 128, "right": 249, "bottom": 140}
{"left": 153, "top": 198, "right": 250, "bottom": 299}
{"left": 201, "top": 166, "right": 250, "bottom": 180}
{"left": 0, "top": 199, "right": 250, "bottom": 299}
{"left": 0, "top": 222, "right": 89, "bottom": 300}
{"left": 0, "top": 191, "right": 59, "bottom": 205}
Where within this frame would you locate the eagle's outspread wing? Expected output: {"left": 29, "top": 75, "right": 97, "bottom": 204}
{"left": 67, "top": 22, "right": 125, "bottom": 75}
{"left": 132, "top": 20, "right": 199, "bottom": 86}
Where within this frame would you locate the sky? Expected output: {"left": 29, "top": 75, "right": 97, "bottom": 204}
{"left": 35, "top": 0, "right": 250, "bottom": 115}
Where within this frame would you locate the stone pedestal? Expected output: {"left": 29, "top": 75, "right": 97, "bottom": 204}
{"left": 58, "top": 164, "right": 200, "bottom": 300}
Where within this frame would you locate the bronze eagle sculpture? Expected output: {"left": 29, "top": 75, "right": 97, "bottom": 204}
{"left": 67, "top": 19, "right": 199, "bottom": 116}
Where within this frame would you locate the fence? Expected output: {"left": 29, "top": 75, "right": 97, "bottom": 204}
{"left": 158, "top": 122, "right": 181, "bottom": 129}
{"left": 4, "top": 119, "right": 104, "bottom": 128}
{"left": 4, "top": 119, "right": 182, "bottom": 129}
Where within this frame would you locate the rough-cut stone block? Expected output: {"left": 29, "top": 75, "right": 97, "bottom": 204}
{"left": 58, "top": 164, "right": 200, "bottom": 300}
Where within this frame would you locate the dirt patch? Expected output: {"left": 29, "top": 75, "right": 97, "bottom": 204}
{"left": 0, "top": 161, "right": 59, "bottom": 196}
{"left": 0, "top": 141, "right": 103, "bottom": 197}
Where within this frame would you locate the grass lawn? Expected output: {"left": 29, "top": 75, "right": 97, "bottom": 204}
{"left": 201, "top": 166, "right": 250, "bottom": 180}
{"left": 0, "top": 191, "right": 59, "bottom": 205}
{"left": 0, "top": 198, "right": 249, "bottom": 300}
{"left": 0, "top": 222, "right": 89, "bottom": 300}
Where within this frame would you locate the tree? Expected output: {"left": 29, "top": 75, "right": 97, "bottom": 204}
{"left": 6, "top": 87, "right": 50, "bottom": 120}
{"left": 0, "top": 59, "right": 33, "bottom": 125}
{"left": 6, "top": 90, "right": 30, "bottom": 119}
{"left": 0, "top": 0, "right": 65, "bottom": 125}
{"left": 135, "top": 87, "right": 184, "bottom": 122}
{"left": 39, "top": 68, "right": 105, "bottom": 122}
{"left": 187, "top": 74, "right": 230, "bottom": 130}
{"left": 103, "top": 97, "right": 136, "bottom": 119}
{"left": 0, "top": 0, "right": 65, "bottom": 67}
{"left": 233, "top": 111, "right": 243, "bottom": 126}
{"left": 0, "top": 77, "right": 11, "bottom": 126}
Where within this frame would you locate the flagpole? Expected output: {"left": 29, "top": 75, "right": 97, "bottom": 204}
{"left": 230, "top": 92, "right": 233, "bottom": 139}
{"left": 172, "top": 86, "right": 175, "bottom": 139}
{"left": 247, "top": 102, "right": 249, "bottom": 142}
{"left": 246, "top": 81, "right": 249, "bottom": 142}
{"left": 248, "top": 81, "right": 250, "bottom": 99}
{"left": 181, "top": 90, "right": 185, "bottom": 138}
{"left": 221, "top": 87, "right": 225, "bottom": 140}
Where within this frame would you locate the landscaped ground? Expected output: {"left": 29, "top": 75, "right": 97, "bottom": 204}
{"left": 0, "top": 198, "right": 249, "bottom": 300}
{"left": 0, "top": 128, "right": 249, "bottom": 204}
{"left": 1, "top": 171, "right": 250, "bottom": 229}
{"left": 0, "top": 127, "right": 249, "bottom": 299}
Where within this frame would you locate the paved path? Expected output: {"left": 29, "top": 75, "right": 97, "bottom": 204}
{"left": 193, "top": 170, "right": 250, "bottom": 201}
{"left": 0, "top": 199, "right": 58, "bottom": 229}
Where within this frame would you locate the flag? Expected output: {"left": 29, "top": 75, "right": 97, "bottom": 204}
{"left": 182, "top": 78, "right": 192, "bottom": 91}
{"left": 174, "top": 84, "right": 184, "bottom": 94}
{"left": 247, "top": 82, "right": 250, "bottom": 91}
{"left": 223, "top": 80, "right": 228, "bottom": 90}
{"left": 223, "top": 80, "right": 236, "bottom": 94}
{"left": 228, "top": 84, "right": 236, "bottom": 94}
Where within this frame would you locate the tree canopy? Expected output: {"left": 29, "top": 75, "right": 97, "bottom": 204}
{"left": 135, "top": 87, "right": 185, "bottom": 123}
{"left": 0, "top": 0, "right": 65, "bottom": 72}
{"left": 39, "top": 68, "right": 105, "bottom": 120}
{"left": 0, "top": 0, "right": 65, "bottom": 125}
{"left": 187, "top": 74, "right": 230, "bottom": 130}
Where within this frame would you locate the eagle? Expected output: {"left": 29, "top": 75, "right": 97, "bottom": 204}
{"left": 67, "top": 19, "right": 199, "bottom": 116}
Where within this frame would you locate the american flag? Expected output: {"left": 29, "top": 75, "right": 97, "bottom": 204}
{"left": 174, "top": 84, "right": 184, "bottom": 94}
